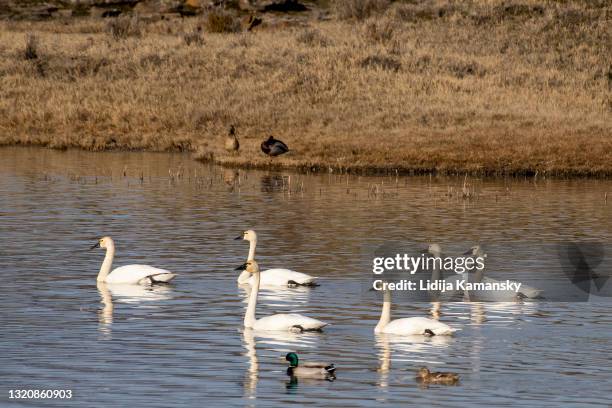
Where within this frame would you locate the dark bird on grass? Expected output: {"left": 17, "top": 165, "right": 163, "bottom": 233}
{"left": 416, "top": 367, "right": 459, "bottom": 385}
{"left": 224, "top": 125, "right": 240, "bottom": 152}
{"left": 261, "top": 136, "right": 288, "bottom": 157}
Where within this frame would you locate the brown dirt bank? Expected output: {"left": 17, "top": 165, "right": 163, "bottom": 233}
{"left": 1, "top": 1, "right": 611, "bottom": 177}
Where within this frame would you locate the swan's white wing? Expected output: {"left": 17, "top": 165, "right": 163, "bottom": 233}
{"left": 468, "top": 277, "right": 520, "bottom": 301}
{"left": 253, "top": 313, "right": 328, "bottom": 331}
{"left": 383, "top": 317, "right": 457, "bottom": 336}
{"left": 511, "top": 281, "right": 542, "bottom": 298}
{"left": 105, "top": 283, "right": 173, "bottom": 302}
{"left": 249, "top": 269, "right": 317, "bottom": 286}
{"left": 106, "top": 265, "right": 175, "bottom": 284}
{"left": 481, "top": 276, "right": 542, "bottom": 298}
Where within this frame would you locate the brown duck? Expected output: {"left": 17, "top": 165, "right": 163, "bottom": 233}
{"left": 224, "top": 125, "right": 239, "bottom": 152}
{"left": 261, "top": 136, "right": 288, "bottom": 157}
{"left": 416, "top": 367, "right": 459, "bottom": 384}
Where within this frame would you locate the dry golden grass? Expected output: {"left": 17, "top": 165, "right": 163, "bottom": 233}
{"left": 0, "top": 0, "right": 611, "bottom": 176}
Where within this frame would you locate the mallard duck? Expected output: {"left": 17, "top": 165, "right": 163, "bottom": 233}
{"left": 285, "top": 352, "right": 336, "bottom": 380}
{"left": 224, "top": 125, "right": 239, "bottom": 152}
{"left": 416, "top": 367, "right": 459, "bottom": 384}
{"left": 261, "top": 135, "right": 288, "bottom": 157}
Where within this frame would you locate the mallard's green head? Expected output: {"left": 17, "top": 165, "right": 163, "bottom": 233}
{"left": 285, "top": 352, "right": 299, "bottom": 367}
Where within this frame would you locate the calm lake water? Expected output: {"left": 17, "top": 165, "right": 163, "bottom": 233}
{"left": 1, "top": 147, "right": 611, "bottom": 407}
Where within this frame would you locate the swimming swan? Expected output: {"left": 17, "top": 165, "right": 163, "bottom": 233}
{"left": 235, "top": 230, "right": 317, "bottom": 287}
{"left": 374, "top": 287, "right": 457, "bottom": 336}
{"left": 91, "top": 237, "right": 176, "bottom": 284}
{"left": 464, "top": 245, "right": 542, "bottom": 299}
{"left": 236, "top": 260, "right": 328, "bottom": 332}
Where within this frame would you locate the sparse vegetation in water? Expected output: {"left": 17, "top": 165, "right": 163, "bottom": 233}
{"left": 0, "top": 0, "right": 611, "bottom": 177}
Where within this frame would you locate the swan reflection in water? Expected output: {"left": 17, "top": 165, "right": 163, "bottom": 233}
{"left": 96, "top": 282, "right": 174, "bottom": 338}
{"left": 97, "top": 283, "right": 114, "bottom": 338}
{"left": 375, "top": 333, "right": 453, "bottom": 396}
{"left": 242, "top": 329, "right": 258, "bottom": 401}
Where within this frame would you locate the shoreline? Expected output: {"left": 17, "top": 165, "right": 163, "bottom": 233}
{"left": 1, "top": 2, "right": 611, "bottom": 179}
{"left": 3, "top": 143, "right": 612, "bottom": 179}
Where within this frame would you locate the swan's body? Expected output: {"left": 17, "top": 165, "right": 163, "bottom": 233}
{"left": 236, "top": 230, "right": 317, "bottom": 287}
{"left": 237, "top": 260, "right": 328, "bottom": 332}
{"left": 464, "top": 245, "right": 542, "bottom": 299}
{"left": 379, "top": 316, "right": 457, "bottom": 336}
{"left": 250, "top": 313, "right": 326, "bottom": 331}
{"left": 374, "top": 288, "right": 457, "bottom": 336}
{"left": 464, "top": 275, "right": 539, "bottom": 301}
{"left": 103, "top": 265, "right": 175, "bottom": 284}
{"left": 240, "top": 268, "right": 316, "bottom": 287}
{"left": 285, "top": 352, "right": 336, "bottom": 380}
{"left": 92, "top": 237, "right": 176, "bottom": 285}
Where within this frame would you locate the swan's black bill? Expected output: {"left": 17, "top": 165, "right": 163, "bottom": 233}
{"left": 235, "top": 262, "right": 248, "bottom": 270}
{"left": 90, "top": 242, "right": 100, "bottom": 250}
{"left": 234, "top": 235, "right": 243, "bottom": 240}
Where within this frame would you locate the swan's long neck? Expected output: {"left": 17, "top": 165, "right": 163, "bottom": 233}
{"left": 97, "top": 282, "right": 114, "bottom": 329}
{"left": 238, "top": 238, "right": 257, "bottom": 284}
{"left": 431, "top": 255, "right": 441, "bottom": 281}
{"left": 244, "top": 270, "right": 259, "bottom": 328}
{"left": 247, "top": 237, "right": 257, "bottom": 261}
{"left": 474, "top": 257, "right": 485, "bottom": 283}
{"left": 374, "top": 289, "right": 392, "bottom": 333}
{"left": 97, "top": 246, "right": 115, "bottom": 282}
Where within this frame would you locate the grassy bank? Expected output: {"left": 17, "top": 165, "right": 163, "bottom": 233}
{"left": 0, "top": 1, "right": 611, "bottom": 176}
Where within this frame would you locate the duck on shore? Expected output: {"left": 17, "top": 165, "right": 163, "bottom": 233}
{"left": 415, "top": 367, "right": 459, "bottom": 384}
{"left": 261, "top": 136, "right": 288, "bottom": 157}
{"left": 225, "top": 125, "right": 239, "bottom": 152}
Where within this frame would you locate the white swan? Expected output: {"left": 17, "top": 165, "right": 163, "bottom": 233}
{"left": 236, "top": 260, "right": 328, "bottom": 332}
{"left": 235, "top": 230, "right": 317, "bottom": 287}
{"left": 374, "top": 287, "right": 457, "bottom": 336}
{"left": 464, "top": 245, "right": 542, "bottom": 299}
{"left": 91, "top": 236, "right": 176, "bottom": 284}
